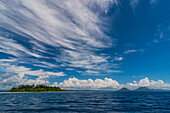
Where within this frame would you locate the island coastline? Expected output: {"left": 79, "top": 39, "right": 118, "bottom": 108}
{"left": 7, "top": 84, "right": 69, "bottom": 93}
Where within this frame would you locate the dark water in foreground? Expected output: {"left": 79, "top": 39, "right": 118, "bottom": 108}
{"left": 0, "top": 91, "right": 170, "bottom": 113}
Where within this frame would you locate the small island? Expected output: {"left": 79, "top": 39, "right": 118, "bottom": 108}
{"left": 8, "top": 84, "right": 66, "bottom": 92}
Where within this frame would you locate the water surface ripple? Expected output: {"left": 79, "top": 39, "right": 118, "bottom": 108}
{"left": 0, "top": 91, "right": 170, "bottom": 113}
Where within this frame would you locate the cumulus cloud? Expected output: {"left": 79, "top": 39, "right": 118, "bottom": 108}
{"left": 1, "top": 75, "right": 170, "bottom": 90}
{"left": 0, "top": 73, "right": 50, "bottom": 89}
{"left": 54, "top": 77, "right": 120, "bottom": 90}
{"left": 125, "top": 77, "right": 170, "bottom": 89}
{"left": 52, "top": 77, "right": 170, "bottom": 90}
{"left": 0, "top": 0, "right": 121, "bottom": 88}
{"left": 0, "top": 0, "right": 166, "bottom": 89}
{"left": 0, "top": 61, "right": 65, "bottom": 89}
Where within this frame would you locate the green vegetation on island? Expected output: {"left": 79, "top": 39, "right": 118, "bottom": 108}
{"left": 8, "top": 84, "right": 66, "bottom": 92}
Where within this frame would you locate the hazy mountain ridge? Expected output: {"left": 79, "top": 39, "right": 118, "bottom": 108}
{"left": 117, "top": 87, "right": 169, "bottom": 92}
{"left": 117, "top": 87, "right": 130, "bottom": 92}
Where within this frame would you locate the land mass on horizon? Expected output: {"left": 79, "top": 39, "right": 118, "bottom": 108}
{"left": 8, "top": 84, "right": 66, "bottom": 92}
{"left": 6, "top": 85, "right": 169, "bottom": 93}
{"left": 117, "top": 87, "right": 168, "bottom": 92}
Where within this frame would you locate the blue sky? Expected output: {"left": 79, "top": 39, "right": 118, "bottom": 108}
{"left": 0, "top": 0, "right": 170, "bottom": 90}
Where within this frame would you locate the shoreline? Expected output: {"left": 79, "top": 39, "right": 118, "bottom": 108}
{"left": 0, "top": 91, "right": 72, "bottom": 93}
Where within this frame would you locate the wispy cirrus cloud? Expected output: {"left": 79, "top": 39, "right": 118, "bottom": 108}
{"left": 0, "top": 62, "right": 66, "bottom": 77}
{"left": 114, "top": 57, "right": 123, "bottom": 61}
{"left": 154, "top": 22, "right": 170, "bottom": 42}
{"left": 123, "top": 49, "right": 144, "bottom": 54}
{"left": 124, "top": 49, "right": 137, "bottom": 54}
{"left": 130, "top": 0, "right": 159, "bottom": 10}
{"left": 0, "top": 36, "right": 43, "bottom": 58}
{"left": 0, "top": 0, "right": 120, "bottom": 76}
{"left": 0, "top": 0, "right": 169, "bottom": 90}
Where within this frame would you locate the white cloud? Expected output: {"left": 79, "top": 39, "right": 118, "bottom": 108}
{"left": 139, "top": 49, "right": 144, "bottom": 53}
{"left": 65, "top": 68, "right": 74, "bottom": 71}
{"left": 130, "top": 0, "right": 139, "bottom": 10}
{"left": 55, "top": 77, "right": 120, "bottom": 90}
{"left": 0, "top": 36, "right": 43, "bottom": 58}
{"left": 124, "top": 49, "right": 137, "bottom": 54}
{"left": 150, "top": 0, "right": 158, "bottom": 4}
{"left": 1, "top": 75, "right": 170, "bottom": 90}
{"left": 0, "top": 72, "right": 14, "bottom": 78}
{"left": 0, "top": 62, "right": 66, "bottom": 77}
{"left": 32, "top": 61, "right": 58, "bottom": 68}
{"left": 130, "top": 0, "right": 158, "bottom": 10}
{"left": 153, "top": 39, "right": 159, "bottom": 43}
{"left": 0, "top": 0, "right": 120, "bottom": 75}
{"left": 52, "top": 77, "right": 170, "bottom": 90}
{"left": 114, "top": 57, "right": 123, "bottom": 61}
{"left": 0, "top": 0, "right": 112, "bottom": 49}
{"left": 160, "top": 32, "right": 164, "bottom": 39}
{"left": 57, "top": 49, "right": 118, "bottom": 75}
{"left": 125, "top": 77, "right": 170, "bottom": 89}
{"left": 85, "top": 70, "right": 100, "bottom": 75}
{"left": 154, "top": 22, "right": 170, "bottom": 42}
{"left": 0, "top": 73, "right": 50, "bottom": 89}
{"left": 0, "top": 58, "right": 16, "bottom": 62}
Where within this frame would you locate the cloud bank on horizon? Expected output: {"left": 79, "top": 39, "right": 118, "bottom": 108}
{"left": 1, "top": 76, "right": 170, "bottom": 90}
{"left": 55, "top": 77, "right": 170, "bottom": 90}
{"left": 0, "top": 0, "right": 170, "bottom": 89}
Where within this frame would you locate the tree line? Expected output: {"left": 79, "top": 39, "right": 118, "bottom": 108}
{"left": 9, "top": 84, "right": 64, "bottom": 92}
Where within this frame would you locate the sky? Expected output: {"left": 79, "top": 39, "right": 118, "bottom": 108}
{"left": 0, "top": 0, "right": 170, "bottom": 90}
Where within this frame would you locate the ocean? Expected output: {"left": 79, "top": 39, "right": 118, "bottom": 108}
{"left": 0, "top": 91, "right": 170, "bottom": 113}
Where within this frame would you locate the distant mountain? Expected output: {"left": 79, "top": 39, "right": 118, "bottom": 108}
{"left": 116, "top": 87, "right": 169, "bottom": 92}
{"left": 133, "top": 87, "right": 152, "bottom": 92}
{"left": 117, "top": 87, "right": 131, "bottom": 92}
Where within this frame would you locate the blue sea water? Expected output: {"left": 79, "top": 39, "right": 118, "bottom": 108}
{"left": 0, "top": 91, "right": 170, "bottom": 113}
